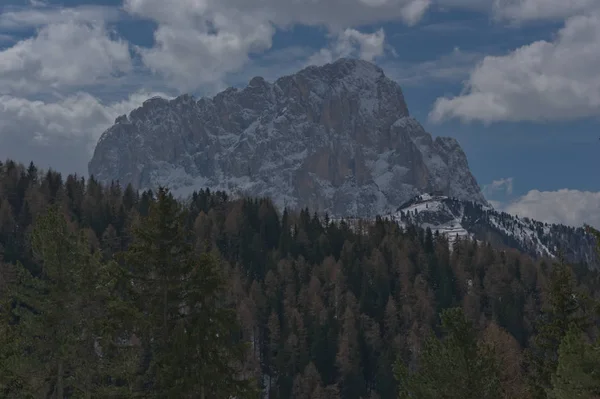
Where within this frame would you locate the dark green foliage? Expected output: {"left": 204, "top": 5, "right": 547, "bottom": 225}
{"left": 0, "top": 206, "right": 111, "bottom": 398}
{"left": 115, "top": 187, "right": 258, "bottom": 398}
{"left": 0, "top": 160, "right": 599, "bottom": 398}
{"left": 549, "top": 327, "right": 600, "bottom": 398}
{"left": 395, "top": 307, "right": 502, "bottom": 399}
{"left": 525, "top": 260, "right": 595, "bottom": 399}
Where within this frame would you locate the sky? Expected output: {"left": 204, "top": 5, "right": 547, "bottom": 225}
{"left": 0, "top": 0, "right": 599, "bottom": 228}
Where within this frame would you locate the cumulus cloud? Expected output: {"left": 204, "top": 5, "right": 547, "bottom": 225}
{"left": 124, "top": 0, "right": 429, "bottom": 90}
{"left": 307, "top": 28, "right": 386, "bottom": 66}
{"left": 0, "top": 21, "right": 132, "bottom": 94}
{"left": 383, "top": 47, "right": 482, "bottom": 86}
{"left": 0, "top": 91, "right": 171, "bottom": 176}
{"left": 133, "top": 10, "right": 275, "bottom": 92}
{"left": 502, "top": 189, "right": 600, "bottom": 229}
{"left": 435, "top": 0, "right": 597, "bottom": 21}
{"left": 125, "top": 0, "right": 430, "bottom": 30}
{"left": 491, "top": 0, "right": 599, "bottom": 22}
{"left": 0, "top": 5, "right": 121, "bottom": 30}
{"left": 29, "top": 0, "right": 49, "bottom": 6}
{"left": 0, "top": 91, "right": 170, "bottom": 147}
{"left": 429, "top": 9, "right": 600, "bottom": 123}
{"left": 483, "top": 177, "right": 514, "bottom": 196}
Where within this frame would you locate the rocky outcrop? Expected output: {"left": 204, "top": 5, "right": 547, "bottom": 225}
{"left": 89, "top": 58, "right": 487, "bottom": 217}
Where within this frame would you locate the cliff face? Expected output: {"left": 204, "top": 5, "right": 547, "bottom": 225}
{"left": 89, "top": 58, "right": 486, "bottom": 217}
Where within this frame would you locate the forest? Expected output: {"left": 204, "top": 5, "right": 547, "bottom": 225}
{"left": 0, "top": 159, "right": 599, "bottom": 398}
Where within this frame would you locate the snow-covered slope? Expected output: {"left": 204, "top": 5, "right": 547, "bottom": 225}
{"left": 89, "top": 58, "right": 486, "bottom": 218}
{"left": 390, "top": 193, "right": 471, "bottom": 246}
{"left": 386, "top": 194, "right": 599, "bottom": 268}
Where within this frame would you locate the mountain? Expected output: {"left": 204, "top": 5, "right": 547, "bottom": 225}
{"left": 383, "top": 193, "right": 599, "bottom": 269}
{"left": 89, "top": 58, "right": 486, "bottom": 218}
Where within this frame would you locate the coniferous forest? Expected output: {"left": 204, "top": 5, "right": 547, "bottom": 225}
{"left": 0, "top": 159, "right": 599, "bottom": 398}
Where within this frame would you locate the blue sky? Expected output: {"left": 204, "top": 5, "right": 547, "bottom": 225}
{"left": 1, "top": 0, "right": 599, "bottom": 227}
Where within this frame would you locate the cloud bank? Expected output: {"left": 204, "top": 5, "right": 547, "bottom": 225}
{"left": 430, "top": 6, "right": 600, "bottom": 123}
{"left": 502, "top": 189, "right": 600, "bottom": 229}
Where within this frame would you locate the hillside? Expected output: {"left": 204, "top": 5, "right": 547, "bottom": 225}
{"left": 0, "top": 160, "right": 599, "bottom": 398}
{"left": 387, "top": 194, "right": 599, "bottom": 269}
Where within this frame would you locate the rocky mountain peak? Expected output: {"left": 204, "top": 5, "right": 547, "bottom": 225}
{"left": 301, "top": 58, "right": 385, "bottom": 83}
{"left": 89, "top": 58, "right": 487, "bottom": 217}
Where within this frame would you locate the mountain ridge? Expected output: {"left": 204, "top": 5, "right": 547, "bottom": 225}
{"left": 386, "top": 193, "right": 599, "bottom": 269}
{"left": 89, "top": 58, "right": 486, "bottom": 218}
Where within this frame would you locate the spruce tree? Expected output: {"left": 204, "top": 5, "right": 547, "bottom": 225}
{"left": 116, "top": 187, "right": 257, "bottom": 398}
{"left": 0, "top": 205, "right": 111, "bottom": 398}
{"left": 525, "top": 260, "right": 593, "bottom": 399}
{"left": 394, "top": 307, "right": 502, "bottom": 399}
{"left": 548, "top": 327, "right": 600, "bottom": 399}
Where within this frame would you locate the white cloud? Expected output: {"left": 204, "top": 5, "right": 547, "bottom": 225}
{"left": 124, "top": 0, "right": 429, "bottom": 90}
{"left": 307, "top": 28, "right": 386, "bottom": 66}
{"left": 483, "top": 177, "right": 514, "bottom": 196}
{"left": 430, "top": 9, "right": 600, "bottom": 123}
{"left": 487, "top": 199, "right": 504, "bottom": 209}
{"left": 0, "top": 5, "right": 121, "bottom": 30}
{"left": 29, "top": 0, "right": 49, "bottom": 7}
{"left": 435, "top": 0, "right": 597, "bottom": 21}
{"left": 0, "top": 91, "right": 171, "bottom": 176}
{"left": 0, "top": 91, "right": 169, "bottom": 145}
{"left": 125, "top": 0, "right": 430, "bottom": 30}
{"left": 383, "top": 47, "right": 482, "bottom": 86}
{"left": 398, "top": 0, "right": 431, "bottom": 24}
{"left": 133, "top": 9, "right": 275, "bottom": 92}
{"left": 0, "top": 21, "right": 132, "bottom": 94}
{"left": 491, "top": 0, "right": 599, "bottom": 22}
{"left": 502, "top": 189, "right": 600, "bottom": 229}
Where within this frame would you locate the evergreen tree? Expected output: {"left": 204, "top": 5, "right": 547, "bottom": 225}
{"left": 394, "top": 307, "right": 502, "bottom": 399}
{"left": 2, "top": 160, "right": 600, "bottom": 399}
{"left": 0, "top": 205, "right": 111, "bottom": 398}
{"left": 116, "top": 187, "right": 257, "bottom": 398}
{"left": 548, "top": 327, "right": 600, "bottom": 399}
{"left": 525, "top": 260, "right": 593, "bottom": 399}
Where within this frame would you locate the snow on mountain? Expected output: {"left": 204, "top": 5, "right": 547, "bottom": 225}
{"left": 390, "top": 193, "right": 471, "bottom": 246}
{"left": 384, "top": 194, "right": 599, "bottom": 269}
{"left": 89, "top": 58, "right": 486, "bottom": 218}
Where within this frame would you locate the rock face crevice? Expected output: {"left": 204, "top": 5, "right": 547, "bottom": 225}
{"left": 89, "top": 58, "right": 487, "bottom": 217}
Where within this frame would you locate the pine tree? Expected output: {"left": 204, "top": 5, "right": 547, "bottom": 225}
{"left": 525, "top": 260, "right": 593, "bottom": 399}
{"left": 548, "top": 327, "right": 600, "bottom": 398}
{"left": 394, "top": 307, "right": 502, "bottom": 399}
{"left": 0, "top": 205, "right": 112, "bottom": 397}
{"left": 26, "top": 161, "right": 38, "bottom": 183}
{"left": 116, "top": 187, "right": 258, "bottom": 398}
